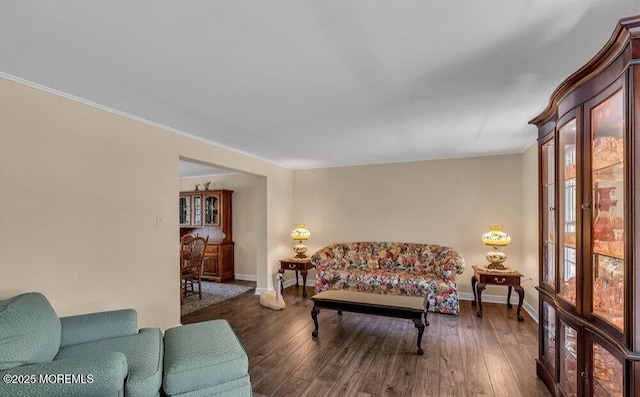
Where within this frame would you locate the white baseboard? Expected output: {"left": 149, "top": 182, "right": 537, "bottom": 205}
{"left": 459, "top": 292, "right": 538, "bottom": 323}
{"left": 234, "top": 274, "right": 257, "bottom": 282}
{"left": 255, "top": 278, "right": 315, "bottom": 295}
{"left": 254, "top": 278, "right": 541, "bottom": 322}
{"left": 282, "top": 278, "right": 316, "bottom": 288}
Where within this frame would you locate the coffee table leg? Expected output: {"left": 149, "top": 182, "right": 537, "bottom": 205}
{"left": 311, "top": 304, "right": 321, "bottom": 337}
{"left": 301, "top": 269, "right": 308, "bottom": 298}
{"left": 412, "top": 318, "right": 425, "bottom": 356}
{"left": 423, "top": 297, "right": 430, "bottom": 326}
{"left": 507, "top": 286, "right": 513, "bottom": 308}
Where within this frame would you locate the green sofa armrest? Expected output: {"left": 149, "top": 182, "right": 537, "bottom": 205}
{"left": 60, "top": 309, "right": 137, "bottom": 348}
{"left": 0, "top": 352, "right": 127, "bottom": 397}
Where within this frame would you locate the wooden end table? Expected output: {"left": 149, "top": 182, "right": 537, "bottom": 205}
{"left": 471, "top": 265, "right": 525, "bottom": 321}
{"left": 279, "top": 258, "right": 314, "bottom": 298}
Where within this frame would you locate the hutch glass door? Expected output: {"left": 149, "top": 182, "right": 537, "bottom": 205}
{"left": 192, "top": 194, "right": 203, "bottom": 226}
{"left": 559, "top": 119, "right": 577, "bottom": 305}
{"left": 589, "top": 89, "right": 624, "bottom": 332}
{"left": 541, "top": 137, "right": 556, "bottom": 287}
{"left": 179, "top": 195, "right": 191, "bottom": 226}
{"left": 205, "top": 194, "right": 220, "bottom": 226}
{"left": 559, "top": 319, "right": 579, "bottom": 397}
{"left": 590, "top": 338, "right": 623, "bottom": 397}
{"left": 540, "top": 299, "right": 557, "bottom": 375}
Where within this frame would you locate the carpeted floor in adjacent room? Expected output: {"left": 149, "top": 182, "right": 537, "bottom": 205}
{"left": 181, "top": 281, "right": 254, "bottom": 316}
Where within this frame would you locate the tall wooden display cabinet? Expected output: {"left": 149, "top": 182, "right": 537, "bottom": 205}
{"left": 531, "top": 16, "right": 640, "bottom": 397}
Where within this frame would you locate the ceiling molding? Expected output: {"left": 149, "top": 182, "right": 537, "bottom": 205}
{"left": 0, "top": 71, "right": 287, "bottom": 170}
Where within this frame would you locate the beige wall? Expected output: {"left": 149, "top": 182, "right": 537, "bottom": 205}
{"left": 520, "top": 143, "right": 540, "bottom": 309}
{"left": 0, "top": 76, "right": 292, "bottom": 329}
{"left": 293, "top": 154, "right": 536, "bottom": 303}
{"left": 179, "top": 173, "right": 264, "bottom": 279}
{"left": 0, "top": 75, "right": 541, "bottom": 328}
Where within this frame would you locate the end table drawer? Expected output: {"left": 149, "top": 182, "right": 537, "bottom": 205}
{"left": 478, "top": 274, "right": 521, "bottom": 285}
{"left": 283, "top": 262, "right": 306, "bottom": 271}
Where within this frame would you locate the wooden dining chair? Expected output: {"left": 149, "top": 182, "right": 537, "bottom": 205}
{"left": 179, "top": 234, "right": 197, "bottom": 305}
{"left": 180, "top": 233, "right": 196, "bottom": 266}
{"left": 181, "top": 236, "right": 208, "bottom": 301}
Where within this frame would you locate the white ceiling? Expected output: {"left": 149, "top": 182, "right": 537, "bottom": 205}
{"left": 2, "top": 1, "right": 639, "bottom": 170}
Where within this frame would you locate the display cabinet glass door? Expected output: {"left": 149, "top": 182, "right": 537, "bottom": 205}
{"left": 541, "top": 136, "right": 556, "bottom": 288}
{"left": 559, "top": 319, "right": 579, "bottom": 397}
{"left": 586, "top": 332, "right": 623, "bottom": 397}
{"left": 179, "top": 195, "right": 191, "bottom": 226}
{"left": 192, "top": 194, "right": 203, "bottom": 226}
{"left": 588, "top": 88, "right": 625, "bottom": 332}
{"left": 559, "top": 118, "right": 578, "bottom": 305}
{"left": 540, "top": 299, "right": 557, "bottom": 375}
{"left": 204, "top": 193, "right": 220, "bottom": 226}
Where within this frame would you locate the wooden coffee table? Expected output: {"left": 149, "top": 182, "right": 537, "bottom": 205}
{"left": 310, "top": 290, "right": 430, "bottom": 355}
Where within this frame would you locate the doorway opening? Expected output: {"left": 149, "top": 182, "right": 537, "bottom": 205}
{"left": 178, "top": 158, "right": 263, "bottom": 320}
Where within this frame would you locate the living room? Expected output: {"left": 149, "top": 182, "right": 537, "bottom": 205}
{"left": 2, "top": 2, "right": 640, "bottom": 396}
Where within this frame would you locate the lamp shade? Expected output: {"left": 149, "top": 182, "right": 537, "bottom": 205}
{"left": 291, "top": 224, "right": 311, "bottom": 242}
{"left": 482, "top": 226, "right": 511, "bottom": 247}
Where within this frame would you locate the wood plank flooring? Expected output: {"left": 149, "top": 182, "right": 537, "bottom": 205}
{"left": 182, "top": 283, "right": 551, "bottom": 397}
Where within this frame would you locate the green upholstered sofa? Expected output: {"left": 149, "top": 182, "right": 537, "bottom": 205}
{"left": 0, "top": 292, "right": 251, "bottom": 397}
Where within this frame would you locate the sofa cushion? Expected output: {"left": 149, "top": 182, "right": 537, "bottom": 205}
{"left": 0, "top": 352, "right": 128, "bottom": 397}
{"left": 320, "top": 268, "right": 439, "bottom": 295}
{"left": 167, "top": 374, "right": 252, "bottom": 397}
{"left": 55, "top": 327, "right": 163, "bottom": 397}
{"left": 0, "top": 292, "right": 61, "bottom": 370}
{"left": 59, "top": 309, "right": 137, "bottom": 348}
{"left": 163, "top": 320, "right": 249, "bottom": 396}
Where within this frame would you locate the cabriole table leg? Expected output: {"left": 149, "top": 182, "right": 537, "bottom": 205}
{"left": 412, "top": 318, "right": 425, "bottom": 355}
{"left": 515, "top": 285, "right": 525, "bottom": 322}
{"left": 311, "top": 304, "right": 321, "bottom": 337}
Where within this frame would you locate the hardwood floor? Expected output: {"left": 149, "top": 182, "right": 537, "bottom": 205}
{"left": 182, "top": 283, "right": 551, "bottom": 397}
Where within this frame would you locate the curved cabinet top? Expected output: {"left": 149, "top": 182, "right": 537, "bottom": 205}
{"left": 530, "top": 15, "right": 640, "bottom": 130}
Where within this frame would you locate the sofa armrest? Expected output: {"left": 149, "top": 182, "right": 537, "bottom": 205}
{"left": 433, "top": 247, "right": 466, "bottom": 281}
{"left": 311, "top": 248, "right": 337, "bottom": 272}
{"left": 60, "top": 309, "right": 137, "bottom": 348}
{"left": 0, "top": 352, "right": 127, "bottom": 397}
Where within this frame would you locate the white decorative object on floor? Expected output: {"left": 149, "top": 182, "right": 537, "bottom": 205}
{"left": 260, "top": 273, "right": 286, "bottom": 310}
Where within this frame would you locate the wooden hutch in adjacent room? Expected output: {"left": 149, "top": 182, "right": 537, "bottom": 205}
{"left": 531, "top": 16, "right": 640, "bottom": 397}
{"left": 179, "top": 189, "right": 234, "bottom": 282}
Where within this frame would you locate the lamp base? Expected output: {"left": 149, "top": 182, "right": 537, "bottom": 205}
{"left": 487, "top": 263, "right": 506, "bottom": 271}
{"left": 486, "top": 250, "right": 506, "bottom": 265}
{"left": 294, "top": 243, "right": 308, "bottom": 259}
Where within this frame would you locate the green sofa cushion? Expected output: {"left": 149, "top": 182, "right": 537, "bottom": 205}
{"left": 0, "top": 352, "right": 128, "bottom": 397}
{"left": 168, "top": 374, "right": 252, "bottom": 397}
{"left": 0, "top": 292, "right": 61, "bottom": 370}
{"left": 163, "top": 320, "right": 249, "bottom": 396}
{"left": 59, "top": 309, "right": 137, "bottom": 348}
{"left": 56, "top": 327, "right": 163, "bottom": 397}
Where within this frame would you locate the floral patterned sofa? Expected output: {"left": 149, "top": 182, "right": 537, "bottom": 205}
{"left": 312, "top": 242, "right": 466, "bottom": 315}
